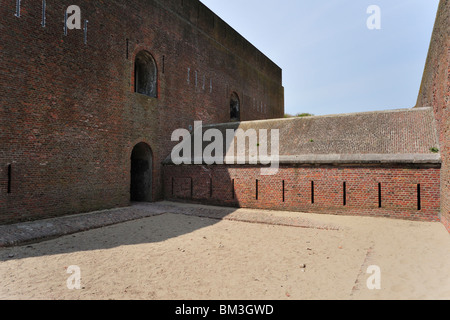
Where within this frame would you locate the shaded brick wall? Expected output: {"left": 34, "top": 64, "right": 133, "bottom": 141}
{"left": 416, "top": 0, "right": 449, "bottom": 232}
{"left": 0, "top": 0, "right": 284, "bottom": 223}
{"left": 164, "top": 165, "right": 441, "bottom": 222}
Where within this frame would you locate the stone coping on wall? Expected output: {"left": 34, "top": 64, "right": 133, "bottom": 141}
{"left": 203, "top": 107, "right": 435, "bottom": 126}
{"left": 163, "top": 153, "right": 441, "bottom": 166}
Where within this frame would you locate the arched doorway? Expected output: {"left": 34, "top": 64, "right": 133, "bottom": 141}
{"left": 130, "top": 142, "right": 153, "bottom": 202}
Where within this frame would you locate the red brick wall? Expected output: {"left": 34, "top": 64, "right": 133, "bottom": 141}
{"left": 163, "top": 165, "right": 441, "bottom": 222}
{"left": 0, "top": 0, "right": 284, "bottom": 223}
{"left": 416, "top": 0, "right": 449, "bottom": 232}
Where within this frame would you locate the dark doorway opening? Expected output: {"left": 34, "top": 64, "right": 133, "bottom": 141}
{"left": 130, "top": 142, "right": 153, "bottom": 202}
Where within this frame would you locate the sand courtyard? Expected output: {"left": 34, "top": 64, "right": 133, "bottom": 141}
{"left": 0, "top": 202, "right": 449, "bottom": 300}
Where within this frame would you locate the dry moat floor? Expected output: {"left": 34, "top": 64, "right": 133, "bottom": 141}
{"left": 0, "top": 202, "right": 449, "bottom": 300}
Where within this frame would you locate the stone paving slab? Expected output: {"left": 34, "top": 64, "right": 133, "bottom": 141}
{"left": 0, "top": 204, "right": 169, "bottom": 248}
{"left": 0, "top": 202, "right": 341, "bottom": 248}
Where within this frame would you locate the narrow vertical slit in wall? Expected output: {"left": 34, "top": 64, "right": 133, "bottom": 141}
{"left": 311, "top": 181, "right": 315, "bottom": 204}
{"left": 7, "top": 164, "right": 12, "bottom": 194}
{"left": 134, "top": 60, "right": 138, "bottom": 93}
{"left": 378, "top": 183, "right": 382, "bottom": 208}
{"left": 126, "top": 39, "right": 129, "bottom": 59}
{"left": 282, "top": 180, "right": 285, "bottom": 203}
{"left": 231, "top": 179, "right": 235, "bottom": 199}
{"left": 42, "top": 0, "right": 46, "bottom": 27}
{"left": 15, "top": 0, "right": 21, "bottom": 17}
{"left": 417, "top": 184, "right": 421, "bottom": 211}
{"left": 83, "top": 20, "right": 88, "bottom": 45}
{"left": 210, "top": 178, "right": 213, "bottom": 198}
{"left": 343, "top": 182, "right": 347, "bottom": 206}
{"left": 256, "top": 179, "right": 259, "bottom": 201}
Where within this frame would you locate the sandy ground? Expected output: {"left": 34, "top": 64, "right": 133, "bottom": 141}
{"left": 0, "top": 205, "right": 449, "bottom": 300}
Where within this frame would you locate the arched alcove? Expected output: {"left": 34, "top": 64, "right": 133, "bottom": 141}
{"left": 135, "top": 51, "right": 158, "bottom": 98}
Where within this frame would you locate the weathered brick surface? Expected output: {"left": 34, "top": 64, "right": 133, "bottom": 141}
{"left": 164, "top": 165, "right": 441, "bottom": 222}
{"left": 416, "top": 0, "right": 449, "bottom": 232}
{"left": 0, "top": 0, "right": 284, "bottom": 223}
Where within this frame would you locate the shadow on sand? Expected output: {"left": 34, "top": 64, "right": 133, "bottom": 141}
{"left": 0, "top": 202, "right": 239, "bottom": 262}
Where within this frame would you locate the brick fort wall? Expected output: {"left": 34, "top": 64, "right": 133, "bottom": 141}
{"left": 163, "top": 165, "right": 441, "bottom": 222}
{"left": 0, "top": 0, "right": 284, "bottom": 223}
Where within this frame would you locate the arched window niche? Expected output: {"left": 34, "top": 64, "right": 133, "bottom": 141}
{"left": 230, "top": 92, "right": 240, "bottom": 122}
{"left": 134, "top": 51, "right": 158, "bottom": 98}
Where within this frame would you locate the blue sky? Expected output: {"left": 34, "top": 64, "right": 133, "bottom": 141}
{"left": 201, "top": 0, "right": 439, "bottom": 116}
